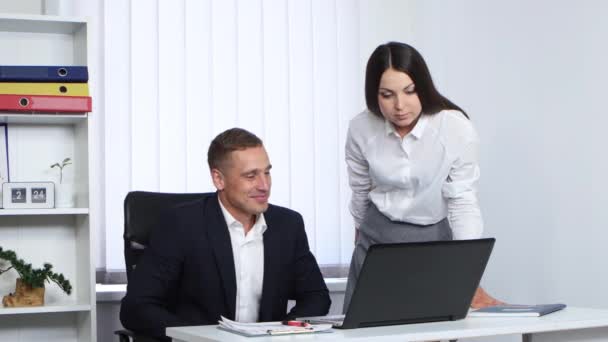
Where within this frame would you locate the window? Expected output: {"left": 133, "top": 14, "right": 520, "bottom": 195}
{"left": 100, "top": 0, "right": 366, "bottom": 280}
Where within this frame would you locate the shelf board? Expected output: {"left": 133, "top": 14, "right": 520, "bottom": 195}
{"left": 0, "top": 14, "right": 86, "bottom": 34}
{"left": 0, "top": 207, "right": 89, "bottom": 216}
{"left": 96, "top": 283, "right": 127, "bottom": 302}
{"left": 0, "top": 113, "right": 88, "bottom": 124}
{"left": 0, "top": 303, "right": 91, "bottom": 315}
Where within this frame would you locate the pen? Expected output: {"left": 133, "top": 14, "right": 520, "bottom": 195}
{"left": 267, "top": 329, "right": 314, "bottom": 335}
{"left": 282, "top": 320, "right": 311, "bottom": 328}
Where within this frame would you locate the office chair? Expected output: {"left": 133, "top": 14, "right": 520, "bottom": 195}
{"left": 115, "top": 191, "right": 206, "bottom": 342}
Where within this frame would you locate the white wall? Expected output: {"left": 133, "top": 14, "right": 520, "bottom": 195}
{"left": 358, "top": 0, "right": 414, "bottom": 73}
{"left": 406, "top": 0, "right": 608, "bottom": 326}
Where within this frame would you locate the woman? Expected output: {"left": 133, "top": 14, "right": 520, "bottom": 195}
{"left": 344, "top": 42, "right": 501, "bottom": 312}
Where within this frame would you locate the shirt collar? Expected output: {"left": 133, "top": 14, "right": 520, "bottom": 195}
{"left": 384, "top": 114, "right": 429, "bottom": 140}
{"left": 218, "top": 195, "right": 267, "bottom": 235}
{"left": 410, "top": 114, "right": 429, "bottom": 139}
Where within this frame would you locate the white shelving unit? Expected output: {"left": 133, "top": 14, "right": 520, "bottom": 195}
{"left": 0, "top": 14, "right": 96, "bottom": 342}
{"left": 0, "top": 208, "right": 89, "bottom": 216}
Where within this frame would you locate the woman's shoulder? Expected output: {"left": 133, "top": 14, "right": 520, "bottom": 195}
{"left": 350, "top": 109, "right": 382, "bottom": 124}
{"left": 349, "top": 109, "right": 384, "bottom": 134}
{"left": 432, "top": 109, "right": 478, "bottom": 142}
{"left": 348, "top": 110, "right": 385, "bottom": 145}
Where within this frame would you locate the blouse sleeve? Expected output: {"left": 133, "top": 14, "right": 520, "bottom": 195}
{"left": 442, "top": 139, "right": 484, "bottom": 240}
{"left": 345, "top": 123, "right": 371, "bottom": 228}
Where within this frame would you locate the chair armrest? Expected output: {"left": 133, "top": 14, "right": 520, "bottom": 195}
{"left": 114, "top": 329, "right": 168, "bottom": 342}
{"left": 114, "top": 329, "right": 134, "bottom": 342}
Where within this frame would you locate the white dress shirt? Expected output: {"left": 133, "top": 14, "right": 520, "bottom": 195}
{"left": 218, "top": 198, "right": 267, "bottom": 322}
{"left": 345, "top": 109, "right": 483, "bottom": 240}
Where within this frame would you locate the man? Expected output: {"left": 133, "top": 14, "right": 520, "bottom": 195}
{"left": 120, "top": 128, "right": 331, "bottom": 340}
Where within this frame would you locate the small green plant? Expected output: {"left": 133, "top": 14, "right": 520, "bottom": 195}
{"left": 0, "top": 246, "right": 72, "bottom": 295}
{"left": 50, "top": 157, "right": 72, "bottom": 184}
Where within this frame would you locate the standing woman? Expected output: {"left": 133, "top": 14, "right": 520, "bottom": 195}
{"left": 344, "top": 42, "right": 501, "bottom": 312}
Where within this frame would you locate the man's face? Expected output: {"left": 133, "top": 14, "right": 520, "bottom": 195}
{"left": 212, "top": 146, "right": 272, "bottom": 224}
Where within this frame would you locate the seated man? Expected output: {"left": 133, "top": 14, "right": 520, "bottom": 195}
{"left": 120, "top": 128, "right": 331, "bottom": 340}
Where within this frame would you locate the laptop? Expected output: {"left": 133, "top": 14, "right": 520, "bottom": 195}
{"left": 300, "top": 238, "right": 495, "bottom": 329}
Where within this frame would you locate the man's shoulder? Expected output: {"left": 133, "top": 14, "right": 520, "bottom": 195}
{"left": 265, "top": 203, "right": 303, "bottom": 223}
{"left": 170, "top": 192, "right": 215, "bottom": 210}
{"left": 163, "top": 192, "right": 218, "bottom": 224}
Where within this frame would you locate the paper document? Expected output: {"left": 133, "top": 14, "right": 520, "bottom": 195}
{"left": 217, "top": 316, "right": 333, "bottom": 337}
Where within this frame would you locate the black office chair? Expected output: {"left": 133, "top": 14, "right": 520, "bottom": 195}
{"left": 115, "top": 191, "right": 206, "bottom": 342}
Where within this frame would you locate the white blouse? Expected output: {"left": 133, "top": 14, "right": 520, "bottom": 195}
{"left": 345, "top": 109, "right": 483, "bottom": 240}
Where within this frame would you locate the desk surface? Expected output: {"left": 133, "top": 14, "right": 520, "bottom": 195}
{"left": 166, "top": 307, "right": 608, "bottom": 342}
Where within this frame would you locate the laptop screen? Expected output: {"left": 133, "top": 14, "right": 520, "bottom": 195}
{"left": 342, "top": 238, "right": 495, "bottom": 329}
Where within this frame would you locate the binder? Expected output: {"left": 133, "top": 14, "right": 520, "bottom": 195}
{"left": 0, "top": 66, "right": 89, "bottom": 82}
{"left": 0, "top": 82, "right": 89, "bottom": 96}
{"left": 0, "top": 94, "right": 92, "bottom": 113}
{"left": 469, "top": 303, "right": 567, "bottom": 317}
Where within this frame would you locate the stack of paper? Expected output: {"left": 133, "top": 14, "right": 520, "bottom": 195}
{"left": 217, "top": 316, "right": 333, "bottom": 337}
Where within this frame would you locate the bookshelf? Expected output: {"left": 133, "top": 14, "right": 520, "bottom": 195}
{"left": 0, "top": 14, "right": 96, "bottom": 342}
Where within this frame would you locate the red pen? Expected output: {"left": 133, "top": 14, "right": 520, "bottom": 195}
{"left": 282, "top": 320, "right": 311, "bottom": 328}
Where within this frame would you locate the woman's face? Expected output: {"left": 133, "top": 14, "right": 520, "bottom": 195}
{"left": 377, "top": 68, "right": 422, "bottom": 137}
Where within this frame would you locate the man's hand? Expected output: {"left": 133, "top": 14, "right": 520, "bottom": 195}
{"left": 470, "top": 286, "right": 504, "bottom": 309}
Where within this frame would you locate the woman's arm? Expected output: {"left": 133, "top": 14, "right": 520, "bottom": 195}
{"left": 443, "top": 142, "right": 504, "bottom": 308}
{"left": 345, "top": 125, "right": 372, "bottom": 229}
{"left": 442, "top": 140, "right": 483, "bottom": 239}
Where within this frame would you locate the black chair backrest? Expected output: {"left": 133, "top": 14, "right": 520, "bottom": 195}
{"left": 123, "top": 191, "right": 206, "bottom": 281}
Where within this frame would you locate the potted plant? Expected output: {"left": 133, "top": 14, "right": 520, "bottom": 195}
{"left": 50, "top": 157, "right": 72, "bottom": 184}
{"left": 0, "top": 246, "right": 72, "bottom": 307}
{"left": 50, "top": 157, "right": 74, "bottom": 207}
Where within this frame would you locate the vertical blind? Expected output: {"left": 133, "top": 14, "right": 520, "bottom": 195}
{"left": 103, "top": 0, "right": 363, "bottom": 270}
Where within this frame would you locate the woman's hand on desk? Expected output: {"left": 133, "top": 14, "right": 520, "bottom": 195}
{"left": 470, "top": 286, "right": 504, "bottom": 309}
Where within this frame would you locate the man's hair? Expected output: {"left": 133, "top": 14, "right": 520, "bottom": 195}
{"left": 207, "top": 128, "right": 263, "bottom": 170}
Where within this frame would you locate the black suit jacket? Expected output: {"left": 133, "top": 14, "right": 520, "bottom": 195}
{"left": 120, "top": 193, "right": 330, "bottom": 339}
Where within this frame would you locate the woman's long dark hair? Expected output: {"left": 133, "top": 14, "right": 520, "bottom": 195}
{"left": 365, "top": 42, "right": 468, "bottom": 118}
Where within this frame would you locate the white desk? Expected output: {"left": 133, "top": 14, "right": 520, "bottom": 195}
{"left": 166, "top": 307, "right": 608, "bottom": 342}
